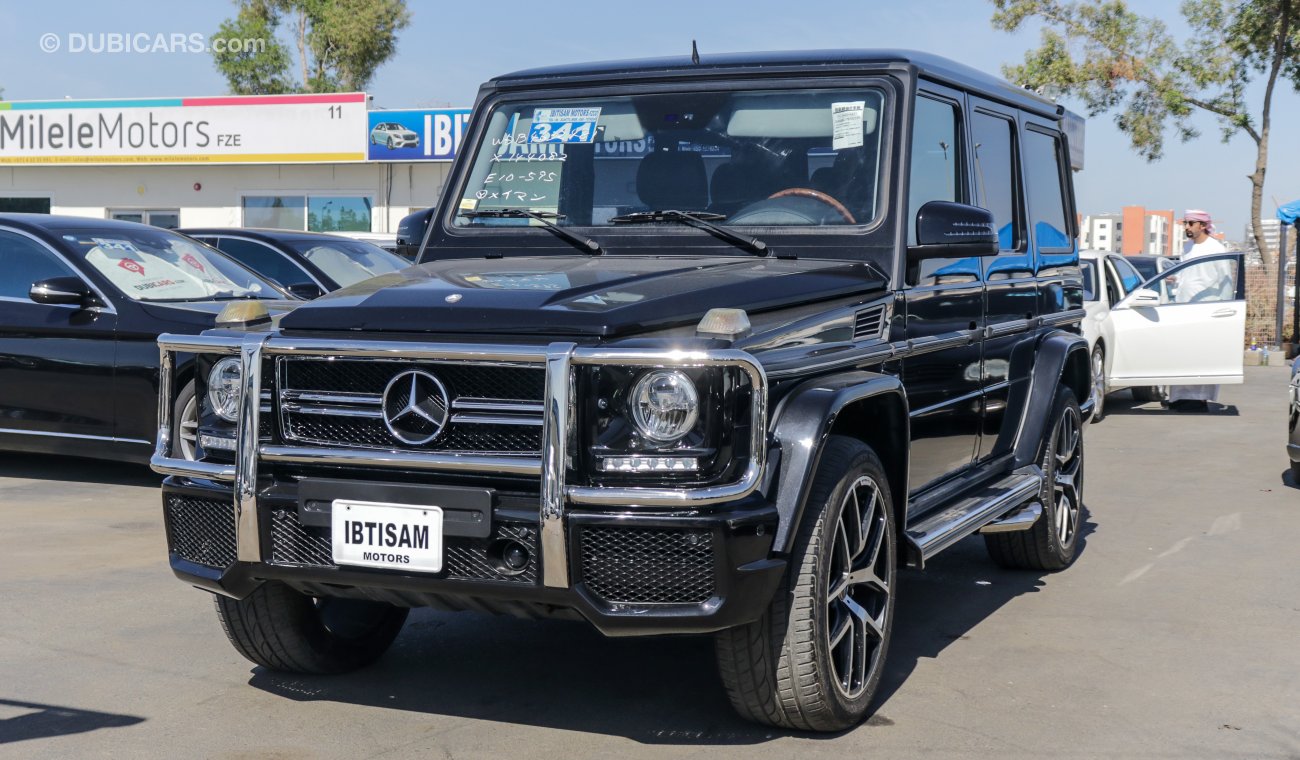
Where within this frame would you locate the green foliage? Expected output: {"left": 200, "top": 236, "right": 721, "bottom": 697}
{"left": 991, "top": 0, "right": 1300, "bottom": 283}
{"left": 212, "top": 1, "right": 295, "bottom": 95}
{"left": 211, "top": 0, "right": 411, "bottom": 94}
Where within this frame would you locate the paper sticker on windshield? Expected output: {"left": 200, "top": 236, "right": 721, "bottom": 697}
{"left": 832, "top": 101, "right": 866, "bottom": 150}
{"left": 528, "top": 107, "right": 601, "bottom": 144}
{"left": 182, "top": 253, "right": 206, "bottom": 272}
{"left": 117, "top": 258, "right": 146, "bottom": 276}
{"left": 92, "top": 237, "right": 142, "bottom": 253}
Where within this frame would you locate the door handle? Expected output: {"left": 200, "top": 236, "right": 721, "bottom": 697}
{"left": 1211, "top": 308, "right": 1237, "bottom": 318}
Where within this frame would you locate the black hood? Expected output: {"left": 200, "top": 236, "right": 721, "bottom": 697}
{"left": 138, "top": 299, "right": 300, "bottom": 328}
{"left": 277, "top": 256, "right": 888, "bottom": 337}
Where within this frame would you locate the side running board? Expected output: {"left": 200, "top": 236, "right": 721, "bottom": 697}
{"left": 905, "top": 465, "right": 1043, "bottom": 567}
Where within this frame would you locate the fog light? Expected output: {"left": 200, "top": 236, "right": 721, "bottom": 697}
{"left": 601, "top": 456, "right": 700, "bottom": 473}
{"left": 199, "top": 434, "right": 237, "bottom": 451}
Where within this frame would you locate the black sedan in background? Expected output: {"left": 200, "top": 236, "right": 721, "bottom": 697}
{"left": 179, "top": 228, "right": 411, "bottom": 293}
{"left": 0, "top": 214, "right": 297, "bottom": 464}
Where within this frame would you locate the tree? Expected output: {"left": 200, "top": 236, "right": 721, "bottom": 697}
{"left": 990, "top": 0, "right": 1300, "bottom": 284}
{"left": 212, "top": 0, "right": 411, "bottom": 94}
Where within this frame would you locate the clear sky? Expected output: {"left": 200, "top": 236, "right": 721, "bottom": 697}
{"left": 0, "top": 0, "right": 1296, "bottom": 240}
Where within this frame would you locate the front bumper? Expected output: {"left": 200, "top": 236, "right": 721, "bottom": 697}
{"left": 162, "top": 476, "right": 784, "bottom": 636}
{"left": 153, "top": 335, "right": 776, "bottom": 636}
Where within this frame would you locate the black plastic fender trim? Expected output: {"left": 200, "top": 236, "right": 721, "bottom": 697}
{"left": 767, "top": 371, "right": 908, "bottom": 554}
{"left": 1012, "top": 330, "right": 1090, "bottom": 468}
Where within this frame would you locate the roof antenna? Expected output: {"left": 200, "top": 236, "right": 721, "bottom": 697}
{"left": 691, "top": 39, "right": 700, "bottom": 65}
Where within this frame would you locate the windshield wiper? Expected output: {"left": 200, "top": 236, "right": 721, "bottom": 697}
{"left": 459, "top": 209, "right": 602, "bottom": 255}
{"left": 608, "top": 210, "right": 771, "bottom": 257}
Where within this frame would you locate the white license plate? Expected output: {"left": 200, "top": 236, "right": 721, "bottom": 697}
{"left": 331, "top": 500, "right": 444, "bottom": 573}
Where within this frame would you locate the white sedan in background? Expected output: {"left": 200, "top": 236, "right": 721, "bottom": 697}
{"left": 1080, "top": 249, "right": 1246, "bottom": 421}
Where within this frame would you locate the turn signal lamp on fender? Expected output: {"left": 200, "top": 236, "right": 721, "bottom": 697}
{"left": 214, "top": 301, "right": 271, "bottom": 329}
{"left": 696, "top": 308, "right": 751, "bottom": 340}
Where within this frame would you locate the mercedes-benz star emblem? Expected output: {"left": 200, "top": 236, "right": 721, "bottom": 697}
{"left": 381, "top": 370, "right": 451, "bottom": 445}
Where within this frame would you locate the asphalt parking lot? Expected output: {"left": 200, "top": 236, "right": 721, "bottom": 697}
{"left": 3, "top": 365, "right": 1299, "bottom": 759}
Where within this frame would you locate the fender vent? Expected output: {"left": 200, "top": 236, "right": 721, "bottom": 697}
{"left": 854, "top": 305, "right": 887, "bottom": 340}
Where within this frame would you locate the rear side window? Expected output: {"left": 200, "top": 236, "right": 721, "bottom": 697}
{"left": 215, "top": 237, "right": 312, "bottom": 288}
{"left": 0, "top": 230, "right": 80, "bottom": 299}
{"left": 971, "top": 111, "right": 1020, "bottom": 251}
{"left": 908, "top": 95, "right": 962, "bottom": 245}
{"left": 1023, "top": 129, "right": 1070, "bottom": 249}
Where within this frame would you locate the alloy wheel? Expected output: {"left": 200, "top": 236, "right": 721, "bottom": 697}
{"left": 825, "top": 475, "right": 892, "bottom": 700}
{"left": 1051, "top": 405, "right": 1083, "bottom": 546}
{"left": 178, "top": 394, "right": 198, "bottom": 461}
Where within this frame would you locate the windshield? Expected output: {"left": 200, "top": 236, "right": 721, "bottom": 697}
{"left": 454, "top": 87, "right": 887, "bottom": 233}
{"left": 283, "top": 238, "right": 409, "bottom": 287}
{"left": 63, "top": 228, "right": 281, "bottom": 302}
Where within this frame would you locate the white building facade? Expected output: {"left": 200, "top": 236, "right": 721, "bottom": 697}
{"left": 0, "top": 93, "right": 471, "bottom": 232}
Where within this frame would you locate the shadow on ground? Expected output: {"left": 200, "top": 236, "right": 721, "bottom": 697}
{"left": 249, "top": 509, "right": 1095, "bottom": 744}
{"left": 1100, "top": 391, "right": 1238, "bottom": 418}
{"left": 0, "top": 698, "right": 143, "bottom": 744}
{"left": 0, "top": 452, "right": 159, "bottom": 488}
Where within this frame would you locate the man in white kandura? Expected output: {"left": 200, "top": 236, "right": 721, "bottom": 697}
{"left": 1168, "top": 208, "right": 1230, "bottom": 412}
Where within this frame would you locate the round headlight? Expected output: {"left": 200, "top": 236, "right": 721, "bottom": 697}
{"left": 630, "top": 370, "right": 699, "bottom": 443}
{"left": 207, "top": 357, "right": 243, "bottom": 422}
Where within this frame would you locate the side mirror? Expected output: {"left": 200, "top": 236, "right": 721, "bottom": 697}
{"left": 907, "top": 201, "right": 999, "bottom": 262}
{"left": 30, "top": 277, "right": 98, "bottom": 307}
{"left": 284, "top": 282, "right": 325, "bottom": 300}
{"left": 1128, "top": 288, "right": 1160, "bottom": 307}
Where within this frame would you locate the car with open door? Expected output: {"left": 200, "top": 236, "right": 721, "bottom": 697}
{"left": 0, "top": 214, "right": 298, "bottom": 463}
{"left": 1087, "top": 251, "right": 1245, "bottom": 419}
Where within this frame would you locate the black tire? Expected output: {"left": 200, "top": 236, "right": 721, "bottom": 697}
{"left": 1131, "top": 386, "right": 1166, "bottom": 403}
{"left": 173, "top": 380, "right": 198, "bottom": 461}
{"left": 215, "top": 582, "right": 409, "bottom": 674}
{"left": 1089, "top": 345, "right": 1105, "bottom": 424}
{"left": 386, "top": 136, "right": 395, "bottom": 149}
{"left": 715, "top": 436, "right": 896, "bottom": 731}
{"left": 1290, "top": 460, "right": 1300, "bottom": 484}
{"left": 985, "top": 385, "right": 1084, "bottom": 571}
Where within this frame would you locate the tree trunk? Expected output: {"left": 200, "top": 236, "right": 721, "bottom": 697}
{"left": 296, "top": 8, "right": 308, "bottom": 92}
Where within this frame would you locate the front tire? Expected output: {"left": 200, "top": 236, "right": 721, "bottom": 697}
{"left": 715, "top": 436, "right": 896, "bottom": 731}
{"left": 985, "top": 385, "right": 1084, "bottom": 571}
{"left": 215, "top": 582, "right": 409, "bottom": 674}
{"left": 174, "top": 380, "right": 198, "bottom": 461}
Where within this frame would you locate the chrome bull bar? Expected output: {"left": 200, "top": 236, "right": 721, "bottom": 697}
{"left": 151, "top": 334, "right": 768, "bottom": 588}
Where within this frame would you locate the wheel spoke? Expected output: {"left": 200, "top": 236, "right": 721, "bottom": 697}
{"left": 844, "top": 484, "right": 864, "bottom": 556}
{"left": 848, "top": 563, "right": 888, "bottom": 596}
{"left": 843, "top": 594, "right": 883, "bottom": 643}
{"left": 829, "top": 605, "right": 852, "bottom": 649}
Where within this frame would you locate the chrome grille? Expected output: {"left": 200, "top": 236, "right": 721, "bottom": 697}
{"left": 274, "top": 358, "right": 545, "bottom": 453}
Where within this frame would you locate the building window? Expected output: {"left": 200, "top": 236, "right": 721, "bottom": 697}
{"left": 109, "top": 209, "right": 180, "bottom": 229}
{"left": 242, "top": 195, "right": 373, "bottom": 232}
{"left": 0, "top": 197, "right": 51, "bottom": 213}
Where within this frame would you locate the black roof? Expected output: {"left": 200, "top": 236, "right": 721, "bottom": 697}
{"left": 177, "top": 227, "right": 364, "bottom": 243}
{"left": 0, "top": 213, "right": 164, "bottom": 233}
{"left": 491, "top": 49, "right": 1061, "bottom": 117}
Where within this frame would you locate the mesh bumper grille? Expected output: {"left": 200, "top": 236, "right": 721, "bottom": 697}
{"left": 268, "top": 509, "right": 539, "bottom": 585}
{"left": 165, "top": 495, "right": 236, "bottom": 569}
{"left": 579, "top": 526, "right": 716, "bottom": 605}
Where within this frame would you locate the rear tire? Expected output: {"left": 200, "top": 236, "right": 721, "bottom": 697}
{"left": 715, "top": 436, "right": 896, "bottom": 731}
{"left": 985, "top": 385, "right": 1083, "bottom": 571}
{"left": 215, "top": 582, "right": 408, "bottom": 674}
{"left": 1089, "top": 345, "right": 1105, "bottom": 423}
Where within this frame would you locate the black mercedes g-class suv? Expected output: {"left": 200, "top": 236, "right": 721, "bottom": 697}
{"left": 152, "top": 50, "right": 1090, "bottom": 731}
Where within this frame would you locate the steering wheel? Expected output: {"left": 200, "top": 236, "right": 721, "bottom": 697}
{"left": 767, "top": 188, "right": 856, "bottom": 224}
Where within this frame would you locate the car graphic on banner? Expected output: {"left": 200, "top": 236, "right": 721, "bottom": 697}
{"left": 366, "top": 109, "right": 472, "bottom": 161}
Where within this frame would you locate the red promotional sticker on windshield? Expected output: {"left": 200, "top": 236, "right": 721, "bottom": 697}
{"left": 182, "top": 254, "right": 206, "bottom": 272}
{"left": 117, "top": 258, "right": 146, "bottom": 276}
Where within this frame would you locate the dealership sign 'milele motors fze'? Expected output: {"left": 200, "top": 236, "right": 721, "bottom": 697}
{"left": 0, "top": 92, "right": 368, "bottom": 165}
